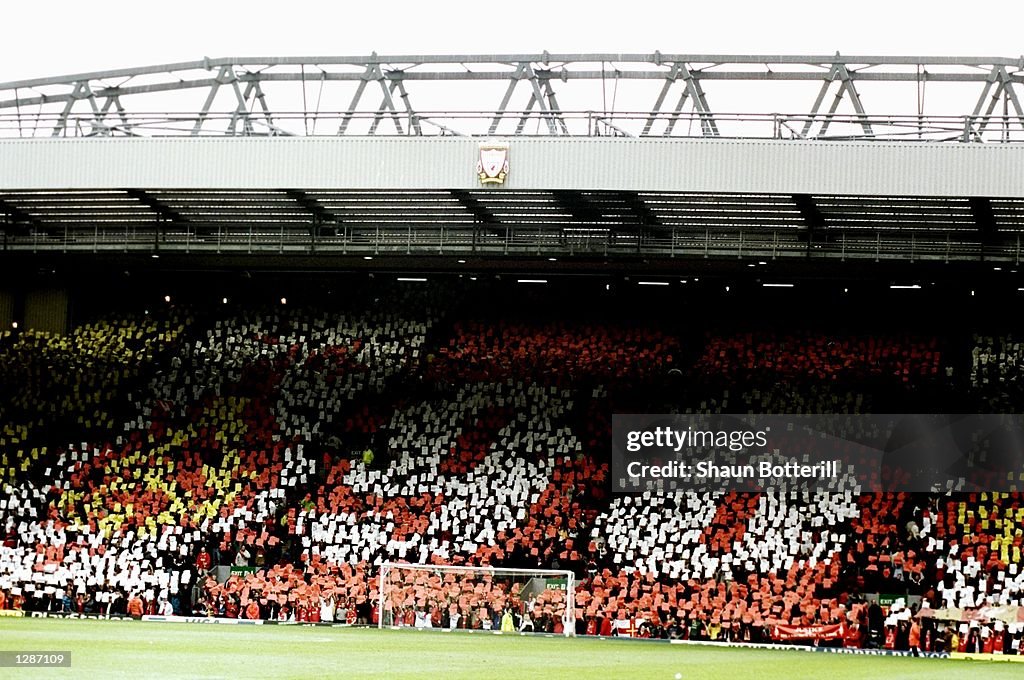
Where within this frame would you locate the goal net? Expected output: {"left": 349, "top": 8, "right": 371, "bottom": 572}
{"left": 377, "top": 562, "right": 576, "bottom": 637}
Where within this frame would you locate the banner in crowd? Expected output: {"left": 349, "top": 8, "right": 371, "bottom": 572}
{"left": 141, "top": 615, "right": 264, "bottom": 625}
{"left": 918, "top": 606, "right": 1024, "bottom": 624}
{"left": 771, "top": 623, "right": 845, "bottom": 641}
{"left": 670, "top": 638, "right": 948, "bottom": 659}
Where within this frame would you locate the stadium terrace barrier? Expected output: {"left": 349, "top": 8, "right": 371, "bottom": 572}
{"left": 142, "top": 615, "right": 264, "bottom": 625}
{"left": 668, "top": 638, "right": 950, "bottom": 659}
{"left": 28, "top": 612, "right": 130, "bottom": 620}
{"left": 951, "top": 652, "right": 1024, "bottom": 663}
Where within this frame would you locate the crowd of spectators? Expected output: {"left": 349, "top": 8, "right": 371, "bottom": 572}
{"left": 0, "top": 288, "right": 1022, "bottom": 654}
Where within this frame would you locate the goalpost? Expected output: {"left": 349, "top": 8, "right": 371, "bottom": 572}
{"left": 377, "top": 562, "right": 576, "bottom": 637}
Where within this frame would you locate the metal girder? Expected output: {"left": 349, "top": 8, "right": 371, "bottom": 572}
{"left": 0, "top": 199, "right": 36, "bottom": 228}
{"left": 392, "top": 78, "right": 421, "bottom": 136}
{"left": 491, "top": 62, "right": 567, "bottom": 136}
{"left": 125, "top": 190, "right": 186, "bottom": 224}
{"left": 966, "top": 66, "right": 1024, "bottom": 141}
{"left": 541, "top": 76, "right": 569, "bottom": 136}
{"left": 7, "top": 68, "right": 1023, "bottom": 113}
{"left": 193, "top": 65, "right": 235, "bottom": 135}
{"left": 337, "top": 61, "right": 412, "bottom": 136}
{"left": 224, "top": 79, "right": 279, "bottom": 135}
{"left": 792, "top": 194, "right": 824, "bottom": 251}
{"left": 2, "top": 54, "right": 1024, "bottom": 140}
{"left": 96, "top": 95, "right": 130, "bottom": 136}
{"left": 450, "top": 190, "right": 496, "bottom": 224}
{"left": 338, "top": 68, "right": 371, "bottom": 135}
{"left": 6, "top": 53, "right": 1024, "bottom": 90}
{"left": 51, "top": 81, "right": 104, "bottom": 137}
{"left": 969, "top": 197, "right": 998, "bottom": 256}
{"left": 367, "top": 79, "right": 404, "bottom": 136}
{"left": 801, "top": 61, "right": 874, "bottom": 139}
{"left": 642, "top": 63, "right": 719, "bottom": 137}
{"left": 227, "top": 80, "right": 255, "bottom": 135}
{"left": 553, "top": 191, "right": 604, "bottom": 223}
{"left": 250, "top": 80, "right": 276, "bottom": 133}
{"left": 490, "top": 63, "right": 528, "bottom": 135}
{"left": 285, "top": 190, "right": 332, "bottom": 224}
{"left": 616, "top": 191, "right": 661, "bottom": 226}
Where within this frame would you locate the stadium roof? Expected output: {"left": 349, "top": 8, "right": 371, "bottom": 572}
{"left": 2, "top": 54, "right": 1024, "bottom": 271}
{"left": 0, "top": 53, "right": 1023, "bottom": 141}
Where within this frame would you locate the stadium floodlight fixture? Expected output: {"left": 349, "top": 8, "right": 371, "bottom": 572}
{"left": 890, "top": 284, "right": 921, "bottom": 289}
{"left": 396, "top": 277, "right": 427, "bottom": 282}
{"left": 725, "top": 285, "right": 730, "bottom": 292}
{"left": 517, "top": 278, "right": 547, "bottom": 284}
{"left": 637, "top": 281, "right": 669, "bottom": 286}
{"left": 762, "top": 283, "right": 794, "bottom": 288}
{"left": 11, "top": 322, "right": 17, "bottom": 329}
{"left": 222, "top": 297, "right": 228, "bottom": 304}
{"left": 164, "top": 295, "right": 171, "bottom": 303}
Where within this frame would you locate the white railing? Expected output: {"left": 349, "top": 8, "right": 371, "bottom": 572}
{"left": 1, "top": 111, "right": 1023, "bottom": 143}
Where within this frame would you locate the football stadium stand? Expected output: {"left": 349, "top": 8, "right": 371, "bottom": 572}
{"left": 3, "top": 52, "right": 1024, "bottom": 667}
{"left": 0, "top": 281, "right": 1022, "bottom": 656}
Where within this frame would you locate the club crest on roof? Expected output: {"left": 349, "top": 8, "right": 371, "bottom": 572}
{"left": 478, "top": 142, "right": 509, "bottom": 186}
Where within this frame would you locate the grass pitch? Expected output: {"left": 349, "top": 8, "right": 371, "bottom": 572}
{"left": 0, "top": 618, "right": 1021, "bottom": 680}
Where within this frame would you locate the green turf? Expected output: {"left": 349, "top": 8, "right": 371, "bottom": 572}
{"left": 0, "top": 618, "right": 1020, "bottom": 680}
